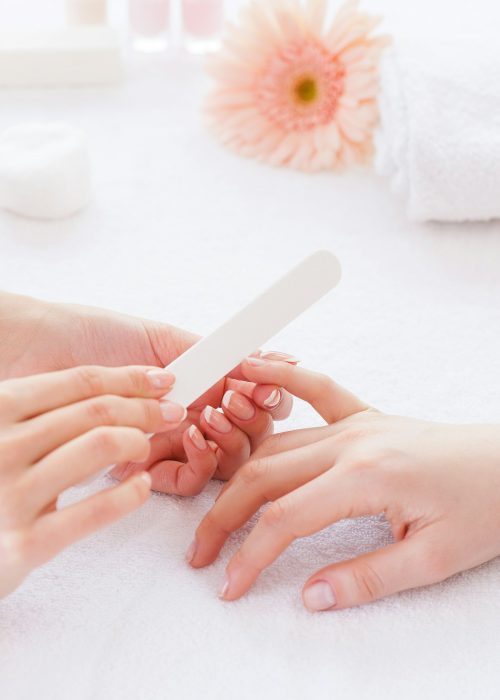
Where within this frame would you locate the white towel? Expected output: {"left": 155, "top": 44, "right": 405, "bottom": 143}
{"left": 376, "top": 37, "right": 500, "bottom": 222}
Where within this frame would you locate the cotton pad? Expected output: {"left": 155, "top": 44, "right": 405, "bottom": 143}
{"left": 0, "top": 123, "right": 91, "bottom": 219}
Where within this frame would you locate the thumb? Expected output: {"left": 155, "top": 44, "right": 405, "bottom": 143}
{"left": 302, "top": 536, "right": 441, "bottom": 611}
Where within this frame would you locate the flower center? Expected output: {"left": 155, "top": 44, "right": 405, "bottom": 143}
{"left": 255, "top": 40, "right": 344, "bottom": 132}
{"left": 295, "top": 77, "right": 318, "bottom": 104}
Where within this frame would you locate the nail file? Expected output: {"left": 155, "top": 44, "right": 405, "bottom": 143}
{"left": 164, "top": 250, "right": 341, "bottom": 406}
{"left": 79, "top": 250, "right": 341, "bottom": 487}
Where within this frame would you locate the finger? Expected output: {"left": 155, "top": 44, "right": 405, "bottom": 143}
{"left": 0, "top": 365, "right": 176, "bottom": 423}
{"left": 220, "top": 391, "right": 274, "bottom": 450}
{"left": 147, "top": 425, "right": 218, "bottom": 496}
{"left": 241, "top": 358, "right": 369, "bottom": 423}
{"left": 22, "top": 427, "right": 152, "bottom": 513}
{"left": 219, "top": 466, "right": 384, "bottom": 601}
{"left": 18, "top": 396, "right": 186, "bottom": 464}
{"left": 225, "top": 378, "right": 293, "bottom": 422}
{"left": 190, "top": 436, "right": 340, "bottom": 568}
{"left": 302, "top": 535, "right": 440, "bottom": 611}
{"left": 199, "top": 406, "right": 252, "bottom": 480}
{"left": 29, "top": 472, "right": 152, "bottom": 567}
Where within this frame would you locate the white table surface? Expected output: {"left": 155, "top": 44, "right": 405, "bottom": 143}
{"left": 1, "top": 1, "right": 500, "bottom": 699}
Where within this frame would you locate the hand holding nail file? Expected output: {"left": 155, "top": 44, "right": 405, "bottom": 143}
{"left": 164, "top": 250, "right": 341, "bottom": 407}
{"left": 81, "top": 251, "right": 340, "bottom": 487}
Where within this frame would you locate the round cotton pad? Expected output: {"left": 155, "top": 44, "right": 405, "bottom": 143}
{"left": 0, "top": 123, "right": 91, "bottom": 219}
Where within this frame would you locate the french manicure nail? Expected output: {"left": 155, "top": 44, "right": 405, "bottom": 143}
{"left": 303, "top": 581, "right": 336, "bottom": 611}
{"left": 160, "top": 401, "right": 187, "bottom": 423}
{"left": 203, "top": 406, "right": 232, "bottom": 434}
{"left": 218, "top": 576, "right": 229, "bottom": 599}
{"left": 188, "top": 424, "right": 206, "bottom": 451}
{"left": 146, "top": 369, "right": 176, "bottom": 389}
{"left": 260, "top": 351, "right": 301, "bottom": 364}
{"left": 138, "top": 471, "right": 152, "bottom": 488}
{"left": 185, "top": 539, "right": 197, "bottom": 564}
{"left": 222, "top": 390, "right": 255, "bottom": 420}
{"left": 246, "top": 356, "right": 267, "bottom": 366}
{"left": 263, "top": 388, "right": 282, "bottom": 409}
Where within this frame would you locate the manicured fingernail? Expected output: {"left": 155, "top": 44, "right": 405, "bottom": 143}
{"left": 222, "top": 390, "right": 255, "bottom": 420}
{"left": 263, "top": 388, "right": 282, "bottom": 409}
{"left": 246, "top": 356, "right": 267, "bottom": 366}
{"left": 138, "top": 471, "right": 152, "bottom": 489}
{"left": 188, "top": 424, "right": 206, "bottom": 451}
{"left": 160, "top": 401, "right": 187, "bottom": 423}
{"left": 303, "top": 581, "right": 336, "bottom": 611}
{"left": 203, "top": 406, "right": 232, "bottom": 434}
{"left": 146, "top": 369, "right": 175, "bottom": 389}
{"left": 218, "top": 576, "right": 229, "bottom": 599}
{"left": 260, "top": 351, "right": 301, "bottom": 364}
{"left": 185, "top": 539, "right": 197, "bottom": 564}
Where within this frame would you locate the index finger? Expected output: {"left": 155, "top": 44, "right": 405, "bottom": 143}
{"left": 0, "top": 365, "right": 176, "bottom": 422}
{"left": 241, "top": 358, "right": 369, "bottom": 424}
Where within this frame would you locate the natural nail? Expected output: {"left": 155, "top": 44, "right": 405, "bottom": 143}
{"left": 188, "top": 424, "right": 207, "bottom": 451}
{"left": 222, "top": 390, "right": 255, "bottom": 420}
{"left": 246, "top": 356, "right": 267, "bottom": 367}
{"left": 203, "top": 406, "right": 232, "bottom": 434}
{"left": 160, "top": 401, "right": 187, "bottom": 423}
{"left": 138, "top": 471, "right": 152, "bottom": 489}
{"left": 303, "top": 581, "right": 336, "bottom": 611}
{"left": 263, "top": 388, "right": 282, "bottom": 409}
{"left": 185, "top": 539, "right": 197, "bottom": 564}
{"left": 259, "top": 351, "right": 301, "bottom": 364}
{"left": 146, "top": 369, "right": 175, "bottom": 389}
{"left": 218, "top": 576, "right": 229, "bottom": 600}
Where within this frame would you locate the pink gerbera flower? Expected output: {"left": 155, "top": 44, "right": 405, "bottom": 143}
{"left": 205, "top": 0, "right": 390, "bottom": 171}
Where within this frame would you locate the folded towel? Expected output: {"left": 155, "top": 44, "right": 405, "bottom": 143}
{"left": 376, "top": 38, "right": 500, "bottom": 222}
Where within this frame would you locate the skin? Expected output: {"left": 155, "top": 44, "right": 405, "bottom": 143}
{"left": 190, "top": 357, "right": 500, "bottom": 611}
{"left": 0, "top": 292, "right": 293, "bottom": 597}
{"left": 0, "top": 292, "right": 293, "bottom": 495}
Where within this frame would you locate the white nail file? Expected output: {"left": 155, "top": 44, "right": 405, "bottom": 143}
{"left": 79, "top": 251, "right": 340, "bottom": 487}
{"left": 165, "top": 250, "right": 341, "bottom": 407}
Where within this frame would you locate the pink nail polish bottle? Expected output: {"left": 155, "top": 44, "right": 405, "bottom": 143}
{"left": 128, "top": 0, "right": 170, "bottom": 52}
{"left": 181, "top": 0, "right": 224, "bottom": 54}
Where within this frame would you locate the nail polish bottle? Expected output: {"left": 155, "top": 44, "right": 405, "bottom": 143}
{"left": 66, "top": 0, "right": 108, "bottom": 25}
{"left": 128, "top": 0, "right": 170, "bottom": 53}
{"left": 181, "top": 0, "right": 224, "bottom": 54}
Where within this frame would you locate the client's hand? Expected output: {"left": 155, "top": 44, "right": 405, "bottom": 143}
{"left": 0, "top": 292, "right": 293, "bottom": 495}
{"left": 190, "top": 358, "right": 500, "bottom": 611}
{"left": 0, "top": 364, "right": 185, "bottom": 598}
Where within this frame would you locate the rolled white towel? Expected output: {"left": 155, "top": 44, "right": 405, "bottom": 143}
{"left": 0, "top": 122, "right": 91, "bottom": 219}
{"left": 376, "top": 37, "right": 500, "bottom": 222}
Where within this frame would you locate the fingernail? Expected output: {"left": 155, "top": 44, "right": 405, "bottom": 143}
{"left": 185, "top": 539, "right": 197, "bottom": 564}
{"left": 146, "top": 369, "right": 175, "bottom": 389}
{"left": 222, "top": 390, "right": 255, "bottom": 420}
{"left": 218, "top": 576, "right": 229, "bottom": 599}
{"left": 203, "top": 406, "right": 232, "bottom": 434}
{"left": 138, "top": 471, "right": 152, "bottom": 489}
{"left": 160, "top": 401, "right": 187, "bottom": 423}
{"left": 263, "top": 388, "right": 282, "bottom": 409}
{"left": 188, "top": 424, "right": 206, "bottom": 451}
{"left": 246, "top": 356, "right": 267, "bottom": 366}
{"left": 303, "top": 581, "right": 336, "bottom": 611}
{"left": 260, "top": 351, "right": 301, "bottom": 364}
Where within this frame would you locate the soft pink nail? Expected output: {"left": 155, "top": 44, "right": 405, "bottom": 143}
{"left": 203, "top": 406, "right": 232, "bottom": 434}
{"left": 303, "top": 581, "right": 336, "bottom": 611}
{"left": 263, "top": 388, "right": 282, "bottom": 408}
{"left": 138, "top": 471, "right": 152, "bottom": 488}
{"left": 259, "top": 351, "right": 301, "bottom": 364}
{"left": 222, "top": 390, "right": 255, "bottom": 420}
{"left": 146, "top": 369, "right": 176, "bottom": 389}
{"left": 218, "top": 576, "right": 229, "bottom": 599}
{"left": 246, "top": 356, "right": 267, "bottom": 367}
{"left": 160, "top": 401, "right": 187, "bottom": 423}
{"left": 188, "top": 424, "right": 207, "bottom": 450}
{"left": 185, "top": 539, "right": 197, "bottom": 564}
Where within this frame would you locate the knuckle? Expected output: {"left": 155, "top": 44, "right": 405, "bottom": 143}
{"left": 262, "top": 499, "right": 290, "bottom": 530}
{"left": 310, "top": 373, "right": 335, "bottom": 400}
{"left": 419, "top": 546, "right": 450, "bottom": 583}
{"left": 351, "top": 560, "right": 385, "bottom": 602}
{"left": 127, "top": 367, "right": 148, "bottom": 394}
{"left": 87, "top": 396, "right": 120, "bottom": 425}
{"left": 88, "top": 426, "right": 121, "bottom": 457}
{"left": 75, "top": 365, "right": 105, "bottom": 396}
{"left": 0, "top": 529, "right": 33, "bottom": 568}
{"left": 238, "top": 457, "right": 270, "bottom": 487}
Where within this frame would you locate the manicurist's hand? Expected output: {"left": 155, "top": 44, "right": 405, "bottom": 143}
{"left": 0, "top": 364, "right": 186, "bottom": 598}
{"left": 190, "top": 357, "right": 500, "bottom": 611}
{"left": 0, "top": 292, "right": 293, "bottom": 495}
